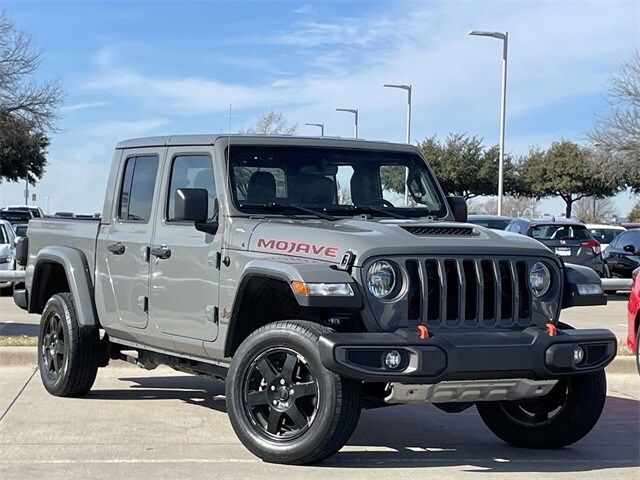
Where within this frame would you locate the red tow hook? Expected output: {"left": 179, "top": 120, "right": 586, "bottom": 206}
{"left": 417, "top": 324, "right": 430, "bottom": 340}
{"left": 546, "top": 323, "right": 558, "bottom": 337}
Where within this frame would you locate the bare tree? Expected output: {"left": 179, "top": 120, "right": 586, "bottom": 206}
{"left": 0, "top": 11, "right": 63, "bottom": 132}
{"left": 239, "top": 109, "right": 297, "bottom": 135}
{"left": 573, "top": 196, "right": 619, "bottom": 223}
{"left": 590, "top": 52, "right": 640, "bottom": 162}
{"left": 468, "top": 196, "right": 540, "bottom": 218}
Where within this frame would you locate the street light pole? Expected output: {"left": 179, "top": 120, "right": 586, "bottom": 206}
{"left": 382, "top": 83, "right": 412, "bottom": 204}
{"left": 469, "top": 30, "right": 508, "bottom": 216}
{"left": 334, "top": 108, "right": 358, "bottom": 138}
{"left": 305, "top": 122, "right": 325, "bottom": 137}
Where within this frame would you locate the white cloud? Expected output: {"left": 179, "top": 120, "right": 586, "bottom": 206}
{"left": 84, "top": 118, "right": 170, "bottom": 138}
{"left": 61, "top": 101, "right": 109, "bottom": 112}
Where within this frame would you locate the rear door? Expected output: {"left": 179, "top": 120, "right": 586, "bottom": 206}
{"left": 148, "top": 147, "right": 222, "bottom": 342}
{"left": 99, "top": 151, "right": 161, "bottom": 329}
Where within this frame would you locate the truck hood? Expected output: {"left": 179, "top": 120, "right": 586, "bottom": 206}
{"left": 230, "top": 218, "right": 552, "bottom": 267}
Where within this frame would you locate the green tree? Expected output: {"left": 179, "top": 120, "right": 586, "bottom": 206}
{"left": 0, "top": 115, "right": 49, "bottom": 184}
{"left": 517, "top": 140, "right": 625, "bottom": 218}
{"left": 386, "top": 133, "right": 517, "bottom": 199}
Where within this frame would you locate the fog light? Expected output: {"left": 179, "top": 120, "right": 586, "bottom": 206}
{"left": 384, "top": 350, "right": 402, "bottom": 369}
{"left": 573, "top": 346, "right": 585, "bottom": 364}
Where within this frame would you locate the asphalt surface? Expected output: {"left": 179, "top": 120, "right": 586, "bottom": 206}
{"left": 0, "top": 292, "right": 634, "bottom": 344}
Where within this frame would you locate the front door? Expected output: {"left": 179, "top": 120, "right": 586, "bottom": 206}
{"left": 149, "top": 147, "right": 222, "bottom": 341}
{"left": 100, "top": 152, "right": 161, "bottom": 329}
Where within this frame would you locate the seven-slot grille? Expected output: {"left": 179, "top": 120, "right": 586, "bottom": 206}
{"left": 404, "top": 258, "right": 532, "bottom": 328}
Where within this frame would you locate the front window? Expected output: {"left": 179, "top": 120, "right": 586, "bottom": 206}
{"left": 228, "top": 146, "right": 446, "bottom": 218}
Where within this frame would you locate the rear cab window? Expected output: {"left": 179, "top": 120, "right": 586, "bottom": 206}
{"left": 529, "top": 224, "right": 590, "bottom": 240}
{"left": 118, "top": 155, "right": 159, "bottom": 222}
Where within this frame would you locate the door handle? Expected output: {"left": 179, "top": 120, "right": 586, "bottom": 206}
{"left": 150, "top": 245, "right": 171, "bottom": 260}
{"left": 107, "top": 243, "right": 125, "bottom": 255}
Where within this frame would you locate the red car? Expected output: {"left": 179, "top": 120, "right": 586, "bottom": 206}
{"left": 626, "top": 267, "right": 640, "bottom": 372}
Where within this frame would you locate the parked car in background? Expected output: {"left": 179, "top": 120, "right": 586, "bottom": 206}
{"left": 1, "top": 205, "right": 44, "bottom": 218}
{"left": 0, "top": 219, "right": 16, "bottom": 294}
{"left": 0, "top": 209, "right": 33, "bottom": 228}
{"left": 620, "top": 222, "right": 640, "bottom": 230}
{"left": 602, "top": 229, "right": 640, "bottom": 278}
{"left": 587, "top": 223, "right": 626, "bottom": 251}
{"left": 468, "top": 214, "right": 513, "bottom": 230}
{"left": 54, "top": 211, "right": 75, "bottom": 218}
{"left": 506, "top": 217, "right": 605, "bottom": 276}
{"left": 626, "top": 267, "right": 640, "bottom": 373}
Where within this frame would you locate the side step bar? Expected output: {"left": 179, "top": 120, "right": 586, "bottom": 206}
{"left": 385, "top": 378, "right": 557, "bottom": 404}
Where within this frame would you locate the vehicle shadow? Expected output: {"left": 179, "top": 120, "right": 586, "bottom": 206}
{"left": 0, "top": 321, "right": 39, "bottom": 336}
{"left": 87, "top": 373, "right": 639, "bottom": 473}
{"left": 87, "top": 374, "right": 228, "bottom": 412}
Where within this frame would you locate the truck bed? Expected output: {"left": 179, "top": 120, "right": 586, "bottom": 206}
{"left": 27, "top": 217, "right": 101, "bottom": 279}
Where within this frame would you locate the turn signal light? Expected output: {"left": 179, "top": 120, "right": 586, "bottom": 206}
{"left": 291, "top": 281, "right": 310, "bottom": 295}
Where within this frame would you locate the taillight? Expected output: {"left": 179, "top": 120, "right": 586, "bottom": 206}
{"left": 581, "top": 239, "right": 601, "bottom": 255}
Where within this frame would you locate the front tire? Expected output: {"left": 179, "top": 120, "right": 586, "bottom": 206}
{"left": 477, "top": 370, "right": 606, "bottom": 449}
{"left": 226, "top": 320, "right": 362, "bottom": 465}
{"left": 37, "top": 293, "right": 100, "bottom": 397}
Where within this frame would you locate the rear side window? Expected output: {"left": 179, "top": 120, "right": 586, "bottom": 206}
{"left": 529, "top": 224, "right": 590, "bottom": 240}
{"left": 118, "top": 155, "right": 159, "bottom": 222}
{"left": 167, "top": 154, "right": 216, "bottom": 221}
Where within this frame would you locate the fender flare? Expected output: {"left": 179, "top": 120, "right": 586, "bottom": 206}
{"left": 223, "top": 259, "right": 362, "bottom": 356}
{"left": 30, "top": 246, "right": 98, "bottom": 327}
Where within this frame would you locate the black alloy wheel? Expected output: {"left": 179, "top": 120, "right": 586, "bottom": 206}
{"left": 41, "top": 311, "right": 67, "bottom": 381}
{"left": 243, "top": 348, "right": 319, "bottom": 439}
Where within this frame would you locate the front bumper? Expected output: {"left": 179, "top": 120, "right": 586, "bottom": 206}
{"left": 318, "top": 326, "right": 616, "bottom": 384}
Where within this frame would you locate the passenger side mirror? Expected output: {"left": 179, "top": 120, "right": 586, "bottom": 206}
{"left": 195, "top": 199, "right": 219, "bottom": 236}
{"left": 446, "top": 196, "right": 467, "bottom": 223}
{"left": 623, "top": 244, "right": 636, "bottom": 254}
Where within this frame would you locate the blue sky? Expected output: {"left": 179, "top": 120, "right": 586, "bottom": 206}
{"left": 0, "top": 0, "right": 638, "bottom": 215}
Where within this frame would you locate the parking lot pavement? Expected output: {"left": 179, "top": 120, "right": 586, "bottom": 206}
{"left": 0, "top": 364, "right": 638, "bottom": 480}
{"left": 1, "top": 293, "right": 633, "bottom": 345}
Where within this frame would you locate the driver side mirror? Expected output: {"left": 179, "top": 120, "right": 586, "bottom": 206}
{"left": 623, "top": 244, "right": 636, "bottom": 254}
{"left": 446, "top": 196, "right": 467, "bottom": 223}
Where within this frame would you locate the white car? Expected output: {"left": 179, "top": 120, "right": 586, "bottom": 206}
{"left": 0, "top": 219, "right": 16, "bottom": 293}
{"left": 587, "top": 223, "right": 626, "bottom": 251}
{"left": 1, "top": 205, "right": 43, "bottom": 218}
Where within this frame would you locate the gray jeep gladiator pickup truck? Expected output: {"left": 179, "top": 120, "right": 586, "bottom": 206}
{"left": 12, "top": 134, "right": 616, "bottom": 465}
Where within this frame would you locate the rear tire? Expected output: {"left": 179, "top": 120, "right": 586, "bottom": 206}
{"left": 226, "top": 320, "right": 362, "bottom": 465}
{"left": 37, "top": 293, "right": 100, "bottom": 397}
{"left": 477, "top": 370, "right": 606, "bottom": 449}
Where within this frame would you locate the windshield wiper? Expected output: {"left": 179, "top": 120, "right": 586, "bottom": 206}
{"left": 241, "top": 202, "right": 336, "bottom": 221}
{"left": 350, "top": 205, "right": 407, "bottom": 219}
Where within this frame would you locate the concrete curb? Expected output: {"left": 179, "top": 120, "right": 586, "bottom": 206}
{"left": 0, "top": 346, "right": 637, "bottom": 375}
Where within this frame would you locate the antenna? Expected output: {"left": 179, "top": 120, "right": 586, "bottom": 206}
{"left": 227, "top": 103, "right": 232, "bottom": 162}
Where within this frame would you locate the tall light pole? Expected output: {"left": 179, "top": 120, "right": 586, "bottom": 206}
{"left": 469, "top": 30, "right": 508, "bottom": 216}
{"left": 334, "top": 108, "right": 358, "bottom": 138}
{"left": 305, "top": 122, "right": 325, "bottom": 137}
{"left": 383, "top": 83, "right": 412, "bottom": 204}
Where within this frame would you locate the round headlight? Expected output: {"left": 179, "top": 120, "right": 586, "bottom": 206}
{"left": 529, "top": 262, "right": 551, "bottom": 297}
{"left": 367, "top": 260, "right": 397, "bottom": 299}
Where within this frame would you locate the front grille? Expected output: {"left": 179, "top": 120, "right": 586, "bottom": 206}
{"left": 405, "top": 257, "right": 531, "bottom": 328}
{"left": 400, "top": 225, "right": 478, "bottom": 236}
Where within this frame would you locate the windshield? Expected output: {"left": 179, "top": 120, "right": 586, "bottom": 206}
{"left": 530, "top": 224, "right": 590, "bottom": 241}
{"left": 589, "top": 228, "right": 623, "bottom": 244}
{"left": 228, "top": 146, "right": 446, "bottom": 218}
